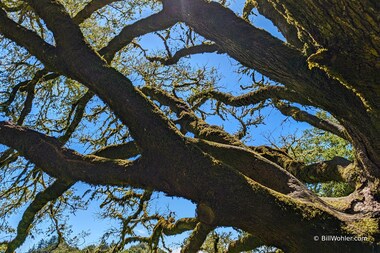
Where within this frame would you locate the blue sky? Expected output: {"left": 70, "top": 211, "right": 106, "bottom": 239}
{"left": 0, "top": 0, "right": 313, "bottom": 252}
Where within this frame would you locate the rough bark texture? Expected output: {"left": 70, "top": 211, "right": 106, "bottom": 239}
{"left": 0, "top": 0, "right": 379, "bottom": 252}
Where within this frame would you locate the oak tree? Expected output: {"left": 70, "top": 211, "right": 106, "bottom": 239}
{"left": 0, "top": 0, "right": 379, "bottom": 252}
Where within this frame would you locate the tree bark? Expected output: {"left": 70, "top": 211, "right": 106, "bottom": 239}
{"left": 0, "top": 0, "right": 379, "bottom": 252}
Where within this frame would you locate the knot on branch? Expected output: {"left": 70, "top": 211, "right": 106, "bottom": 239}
{"left": 196, "top": 203, "right": 215, "bottom": 225}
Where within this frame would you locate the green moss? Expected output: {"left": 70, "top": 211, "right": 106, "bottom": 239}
{"left": 322, "top": 197, "right": 352, "bottom": 211}
{"left": 307, "top": 48, "right": 372, "bottom": 112}
{"left": 343, "top": 218, "right": 379, "bottom": 242}
{"left": 268, "top": 186, "right": 326, "bottom": 220}
{"left": 243, "top": 0, "right": 257, "bottom": 20}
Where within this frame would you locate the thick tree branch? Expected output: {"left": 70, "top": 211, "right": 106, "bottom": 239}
{"left": 23, "top": 0, "right": 187, "bottom": 153}
{"left": 252, "top": 146, "right": 358, "bottom": 184}
{"left": 5, "top": 180, "right": 74, "bottom": 253}
{"left": 0, "top": 121, "right": 148, "bottom": 187}
{"left": 1, "top": 2, "right": 379, "bottom": 251}
{"left": 299, "top": 157, "right": 357, "bottom": 184}
{"left": 266, "top": 0, "right": 379, "bottom": 112}
{"left": 141, "top": 86, "right": 333, "bottom": 198}
{"left": 247, "top": 0, "right": 305, "bottom": 49}
{"left": 7, "top": 90, "right": 94, "bottom": 251}
{"left": 0, "top": 123, "right": 372, "bottom": 252}
{"left": 163, "top": 0, "right": 380, "bottom": 175}
{"left": 93, "top": 141, "right": 140, "bottom": 159}
{"left": 181, "top": 222, "right": 214, "bottom": 253}
{"left": 141, "top": 87, "right": 320, "bottom": 199}
{"left": 190, "top": 86, "right": 311, "bottom": 107}
{"left": 192, "top": 139, "right": 318, "bottom": 199}
{"left": 163, "top": 0, "right": 369, "bottom": 127}
{"left": 100, "top": 9, "right": 178, "bottom": 62}
{"left": 0, "top": 9, "right": 61, "bottom": 71}
{"left": 162, "top": 218, "right": 198, "bottom": 236}
{"left": 226, "top": 234, "right": 265, "bottom": 253}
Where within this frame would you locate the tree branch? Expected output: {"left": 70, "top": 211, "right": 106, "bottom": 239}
{"left": 0, "top": 123, "right": 369, "bottom": 252}
{"left": 247, "top": 0, "right": 304, "bottom": 49}
{"left": 16, "top": 71, "right": 57, "bottom": 125}
{"left": 266, "top": 0, "right": 379, "bottom": 112}
{"left": 192, "top": 139, "right": 317, "bottom": 199}
{"left": 0, "top": 121, "right": 148, "bottom": 187}
{"left": 190, "top": 86, "right": 311, "bottom": 107}
{"left": 148, "top": 43, "right": 221, "bottom": 65}
{"left": 252, "top": 146, "right": 358, "bottom": 184}
{"left": 274, "top": 101, "right": 347, "bottom": 140}
{"left": 163, "top": 0, "right": 368, "bottom": 124}
{"left": 141, "top": 86, "right": 322, "bottom": 198}
{"left": 100, "top": 9, "right": 178, "bottom": 62}
{"left": 58, "top": 91, "right": 94, "bottom": 143}
{"left": 226, "top": 234, "right": 264, "bottom": 253}
{"left": 72, "top": 0, "right": 122, "bottom": 24}
{"left": 0, "top": 8, "right": 60, "bottom": 71}
{"left": 93, "top": 141, "right": 140, "bottom": 159}
{"left": 162, "top": 218, "right": 198, "bottom": 236}
{"left": 5, "top": 180, "right": 74, "bottom": 253}
{"left": 181, "top": 222, "right": 214, "bottom": 253}
{"left": 141, "top": 86, "right": 243, "bottom": 145}
{"left": 23, "top": 0, "right": 188, "bottom": 153}
{"left": 298, "top": 157, "right": 357, "bottom": 184}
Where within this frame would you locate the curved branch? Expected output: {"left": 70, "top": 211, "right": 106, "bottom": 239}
{"left": 163, "top": 0, "right": 368, "bottom": 124}
{"left": 0, "top": 9, "right": 60, "bottom": 71}
{"left": 274, "top": 101, "right": 347, "bottom": 140}
{"left": 181, "top": 222, "right": 214, "bottom": 253}
{"left": 93, "top": 141, "right": 140, "bottom": 159}
{"left": 0, "top": 121, "right": 148, "bottom": 187}
{"left": 58, "top": 91, "right": 94, "bottom": 143}
{"left": 162, "top": 218, "right": 198, "bottom": 236}
{"left": 1, "top": 82, "right": 25, "bottom": 109}
{"left": 225, "top": 234, "right": 265, "bottom": 253}
{"left": 141, "top": 87, "right": 329, "bottom": 198}
{"left": 100, "top": 9, "right": 178, "bottom": 62}
{"left": 23, "top": 0, "right": 187, "bottom": 152}
{"left": 5, "top": 180, "right": 74, "bottom": 253}
{"left": 190, "top": 86, "right": 311, "bottom": 107}
{"left": 72, "top": 0, "right": 122, "bottom": 24}
{"left": 0, "top": 125, "right": 370, "bottom": 252}
{"left": 192, "top": 139, "right": 316, "bottom": 199}
{"left": 299, "top": 157, "right": 357, "bottom": 184}
{"left": 248, "top": 0, "right": 304, "bottom": 49}
{"left": 148, "top": 43, "right": 221, "bottom": 65}
{"left": 141, "top": 86, "right": 242, "bottom": 146}
{"left": 252, "top": 146, "right": 358, "bottom": 184}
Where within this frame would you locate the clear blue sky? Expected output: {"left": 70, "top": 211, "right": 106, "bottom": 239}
{"left": 0, "top": 0, "right": 312, "bottom": 251}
